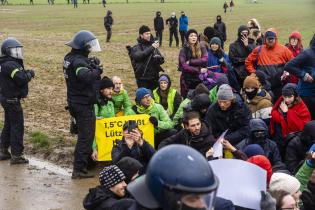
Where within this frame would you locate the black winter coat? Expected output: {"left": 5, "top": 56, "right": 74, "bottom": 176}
{"left": 83, "top": 186, "right": 134, "bottom": 210}
{"left": 154, "top": 16, "right": 164, "bottom": 31}
{"left": 165, "top": 16, "right": 178, "bottom": 30}
{"left": 158, "top": 122, "right": 216, "bottom": 156}
{"left": 214, "top": 21, "right": 226, "bottom": 41}
{"left": 130, "top": 38, "right": 164, "bottom": 83}
{"left": 206, "top": 102, "right": 251, "bottom": 145}
{"left": 285, "top": 134, "right": 308, "bottom": 174}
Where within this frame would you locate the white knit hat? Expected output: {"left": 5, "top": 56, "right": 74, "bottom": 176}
{"left": 269, "top": 172, "right": 301, "bottom": 195}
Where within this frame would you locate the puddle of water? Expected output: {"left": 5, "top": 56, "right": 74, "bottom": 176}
{"left": 29, "top": 157, "right": 72, "bottom": 177}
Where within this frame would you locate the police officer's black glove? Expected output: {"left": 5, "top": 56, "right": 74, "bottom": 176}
{"left": 25, "top": 70, "right": 35, "bottom": 81}
{"left": 149, "top": 116, "right": 158, "bottom": 127}
{"left": 89, "top": 57, "right": 101, "bottom": 66}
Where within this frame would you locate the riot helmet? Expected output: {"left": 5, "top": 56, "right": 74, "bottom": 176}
{"left": 1, "top": 37, "right": 24, "bottom": 59}
{"left": 65, "top": 30, "right": 101, "bottom": 52}
{"left": 127, "top": 145, "right": 219, "bottom": 210}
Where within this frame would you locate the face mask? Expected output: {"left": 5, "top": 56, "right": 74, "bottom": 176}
{"left": 251, "top": 131, "right": 266, "bottom": 145}
{"left": 245, "top": 89, "right": 258, "bottom": 100}
{"left": 172, "top": 15, "right": 175, "bottom": 18}
{"left": 181, "top": 203, "right": 207, "bottom": 210}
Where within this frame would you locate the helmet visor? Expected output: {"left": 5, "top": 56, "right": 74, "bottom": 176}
{"left": 9, "top": 47, "right": 24, "bottom": 59}
{"left": 180, "top": 192, "right": 217, "bottom": 210}
{"left": 86, "top": 39, "right": 101, "bottom": 52}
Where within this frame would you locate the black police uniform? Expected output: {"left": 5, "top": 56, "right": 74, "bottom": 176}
{"left": 63, "top": 49, "right": 101, "bottom": 172}
{"left": 0, "top": 56, "right": 33, "bottom": 156}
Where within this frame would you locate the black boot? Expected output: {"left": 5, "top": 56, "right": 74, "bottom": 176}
{"left": 0, "top": 147, "right": 11, "bottom": 160}
{"left": 10, "top": 155, "right": 29, "bottom": 165}
{"left": 71, "top": 169, "right": 94, "bottom": 179}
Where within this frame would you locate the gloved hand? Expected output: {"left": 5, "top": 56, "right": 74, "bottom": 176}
{"left": 260, "top": 191, "right": 276, "bottom": 210}
{"left": 25, "top": 69, "right": 35, "bottom": 81}
{"left": 149, "top": 116, "right": 158, "bottom": 127}
{"left": 306, "top": 143, "right": 315, "bottom": 168}
{"left": 89, "top": 57, "right": 101, "bottom": 66}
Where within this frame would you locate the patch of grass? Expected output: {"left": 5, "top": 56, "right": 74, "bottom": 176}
{"left": 29, "top": 131, "right": 51, "bottom": 149}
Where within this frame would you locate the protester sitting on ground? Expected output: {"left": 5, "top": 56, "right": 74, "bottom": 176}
{"left": 189, "top": 93, "right": 211, "bottom": 121}
{"left": 270, "top": 83, "right": 311, "bottom": 158}
{"left": 116, "top": 157, "right": 143, "bottom": 184}
{"left": 285, "top": 121, "right": 315, "bottom": 174}
{"left": 269, "top": 172, "right": 302, "bottom": 203}
{"left": 299, "top": 169, "right": 315, "bottom": 209}
{"left": 242, "top": 76, "right": 273, "bottom": 125}
{"left": 206, "top": 84, "right": 251, "bottom": 145}
{"left": 247, "top": 155, "right": 273, "bottom": 186}
{"left": 245, "top": 28, "right": 294, "bottom": 99}
{"left": 111, "top": 120, "right": 155, "bottom": 168}
{"left": 284, "top": 34, "right": 315, "bottom": 120}
{"left": 237, "top": 119, "right": 285, "bottom": 171}
{"left": 91, "top": 77, "right": 116, "bottom": 160}
{"left": 130, "top": 88, "right": 176, "bottom": 148}
{"left": 207, "top": 37, "right": 231, "bottom": 74}
{"left": 158, "top": 111, "right": 215, "bottom": 157}
{"left": 111, "top": 76, "right": 132, "bottom": 116}
{"left": 83, "top": 165, "right": 131, "bottom": 210}
{"left": 153, "top": 74, "right": 182, "bottom": 119}
{"left": 283, "top": 31, "right": 303, "bottom": 84}
{"left": 269, "top": 190, "right": 299, "bottom": 210}
{"left": 178, "top": 29, "right": 208, "bottom": 98}
{"left": 172, "top": 84, "right": 209, "bottom": 130}
{"left": 295, "top": 144, "right": 315, "bottom": 193}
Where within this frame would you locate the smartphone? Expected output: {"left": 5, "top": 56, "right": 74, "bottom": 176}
{"left": 127, "top": 120, "right": 137, "bottom": 133}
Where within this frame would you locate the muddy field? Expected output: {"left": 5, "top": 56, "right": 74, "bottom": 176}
{"left": 0, "top": 0, "right": 314, "bottom": 164}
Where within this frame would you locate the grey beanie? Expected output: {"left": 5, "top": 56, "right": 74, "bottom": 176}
{"left": 217, "top": 84, "right": 235, "bottom": 100}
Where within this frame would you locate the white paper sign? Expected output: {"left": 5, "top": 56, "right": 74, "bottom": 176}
{"left": 212, "top": 130, "right": 228, "bottom": 158}
{"left": 209, "top": 159, "right": 266, "bottom": 210}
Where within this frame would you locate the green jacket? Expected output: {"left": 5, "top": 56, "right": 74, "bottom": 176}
{"left": 130, "top": 101, "right": 173, "bottom": 133}
{"left": 93, "top": 100, "right": 116, "bottom": 150}
{"left": 172, "top": 98, "right": 191, "bottom": 126}
{"left": 112, "top": 89, "right": 133, "bottom": 115}
{"left": 295, "top": 161, "right": 315, "bottom": 192}
{"left": 153, "top": 87, "right": 181, "bottom": 118}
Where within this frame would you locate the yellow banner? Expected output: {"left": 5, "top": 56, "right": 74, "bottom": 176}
{"left": 95, "top": 114, "right": 154, "bottom": 161}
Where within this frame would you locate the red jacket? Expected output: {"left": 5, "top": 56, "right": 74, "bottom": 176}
{"left": 270, "top": 97, "right": 311, "bottom": 138}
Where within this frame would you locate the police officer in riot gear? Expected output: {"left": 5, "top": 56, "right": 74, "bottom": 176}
{"left": 127, "top": 145, "right": 219, "bottom": 210}
{"left": 63, "top": 30, "right": 103, "bottom": 179}
{"left": 0, "top": 37, "right": 35, "bottom": 164}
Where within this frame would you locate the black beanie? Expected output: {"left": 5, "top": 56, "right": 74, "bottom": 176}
{"left": 100, "top": 76, "right": 114, "bottom": 90}
{"left": 282, "top": 83, "right": 298, "bottom": 97}
{"left": 116, "top": 157, "right": 143, "bottom": 184}
{"left": 99, "top": 165, "right": 126, "bottom": 189}
{"left": 191, "top": 93, "right": 211, "bottom": 111}
{"left": 185, "top": 29, "right": 198, "bottom": 41}
{"left": 139, "top": 25, "right": 151, "bottom": 34}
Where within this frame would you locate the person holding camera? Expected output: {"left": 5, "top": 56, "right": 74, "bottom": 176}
{"left": 63, "top": 30, "right": 103, "bottom": 179}
{"left": 129, "top": 25, "right": 164, "bottom": 91}
{"left": 229, "top": 25, "right": 255, "bottom": 86}
{"left": 111, "top": 120, "right": 155, "bottom": 168}
{"left": 0, "top": 38, "right": 35, "bottom": 164}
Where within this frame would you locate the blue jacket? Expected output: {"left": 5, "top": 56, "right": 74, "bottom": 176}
{"left": 179, "top": 15, "right": 188, "bottom": 31}
{"left": 284, "top": 41, "right": 315, "bottom": 97}
{"left": 207, "top": 50, "right": 231, "bottom": 73}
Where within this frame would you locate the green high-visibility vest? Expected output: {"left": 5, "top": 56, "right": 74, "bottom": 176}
{"left": 153, "top": 88, "right": 177, "bottom": 116}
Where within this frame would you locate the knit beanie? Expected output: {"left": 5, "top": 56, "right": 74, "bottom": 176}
{"left": 269, "top": 172, "right": 301, "bottom": 195}
{"left": 216, "top": 74, "right": 229, "bottom": 88}
{"left": 116, "top": 157, "right": 143, "bottom": 184}
{"left": 191, "top": 93, "right": 211, "bottom": 111}
{"left": 185, "top": 29, "right": 198, "bottom": 41}
{"left": 194, "top": 83, "right": 210, "bottom": 96}
{"left": 243, "top": 76, "right": 260, "bottom": 89}
{"left": 100, "top": 76, "right": 114, "bottom": 90}
{"left": 209, "top": 37, "right": 222, "bottom": 47}
{"left": 247, "top": 155, "right": 273, "bottom": 185}
{"left": 139, "top": 25, "right": 151, "bottom": 34}
{"left": 135, "top": 87, "right": 151, "bottom": 104}
{"left": 158, "top": 75, "right": 169, "bottom": 83}
{"left": 243, "top": 144, "right": 265, "bottom": 158}
{"left": 217, "top": 84, "right": 235, "bottom": 100}
{"left": 99, "top": 165, "right": 126, "bottom": 189}
{"left": 282, "top": 83, "right": 298, "bottom": 97}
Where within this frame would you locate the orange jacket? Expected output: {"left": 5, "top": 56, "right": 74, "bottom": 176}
{"left": 245, "top": 28, "right": 293, "bottom": 74}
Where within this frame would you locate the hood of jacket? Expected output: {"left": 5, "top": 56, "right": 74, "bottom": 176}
{"left": 237, "top": 25, "right": 250, "bottom": 39}
{"left": 288, "top": 31, "right": 302, "bottom": 47}
{"left": 249, "top": 118, "right": 268, "bottom": 133}
{"left": 244, "top": 89, "right": 271, "bottom": 105}
{"left": 301, "top": 120, "right": 315, "bottom": 147}
{"left": 157, "top": 73, "right": 172, "bottom": 90}
{"left": 83, "top": 186, "right": 113, "bottom": 210}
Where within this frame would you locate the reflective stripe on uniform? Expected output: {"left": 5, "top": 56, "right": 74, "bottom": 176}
{"left": 10, "top": 68, "right": 19, "bottom": 79}
{"left": 75, "top": 67, "right": 86, "bottom": 76}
